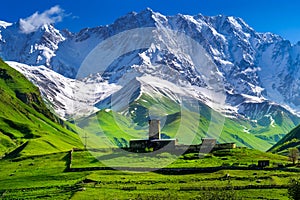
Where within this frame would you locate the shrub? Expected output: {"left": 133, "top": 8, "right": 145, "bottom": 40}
{"left": 288, "top": 178, "right": 300, "bottom": 200}
{"left": 195, "top": 187, "right": 239, "bottom": 200}
{"left": 288, "top": 148, "right": 299, "bottom": 165}
{"left": 157, "top": 152, "right": 172, "bottom": 158}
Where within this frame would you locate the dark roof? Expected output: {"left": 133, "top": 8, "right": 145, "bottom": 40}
{"left": 150, "top": 139, "right": 177, "bottom": 142}
{"left": 129, "top": 139, "right": 148, "bottom": 142}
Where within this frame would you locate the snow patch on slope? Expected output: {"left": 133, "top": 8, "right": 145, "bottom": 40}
{"left": 0, "top": 21, "right": 12, "bottom": 28}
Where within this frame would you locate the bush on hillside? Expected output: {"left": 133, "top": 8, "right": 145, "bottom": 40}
{"left": 288, "top": 178, "right": 300, "bottom": 200}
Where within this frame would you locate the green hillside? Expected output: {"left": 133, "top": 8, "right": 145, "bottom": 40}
{"left": 269, "top": 123, "right": 300, "bottom": 154}
{"left": 77, "top": 109, "right": 273, "bottom": 151}
{"left": 78, "top": 92, "right": 298, "bottom": 152}
{"left": 0, "top": 59, "right": 82, "bottom": 157}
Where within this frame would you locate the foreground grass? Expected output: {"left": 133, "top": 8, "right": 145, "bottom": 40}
{"left": 71, "top": 147, "right": 289, "bottom": 168}
{"left": 0, "top": 148, "right": 299, "bottom": 199}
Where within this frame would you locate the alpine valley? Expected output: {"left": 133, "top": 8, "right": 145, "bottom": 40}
{"left": 1, "top": 8, "right": 300, "bottom": 152}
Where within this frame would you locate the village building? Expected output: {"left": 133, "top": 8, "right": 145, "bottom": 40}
{"left": 215, "top": 143, "right": 237, "bottom": 150}
{"left": 129, "top": 120, "right": 177, "bottom": 151}
{"left": 258, "top": 160, "right": 270, "bottom": 168}
{"left": 129, "top": 119, "right": 236, "bottom": 152}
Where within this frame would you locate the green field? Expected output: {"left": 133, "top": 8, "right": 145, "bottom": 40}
{"left": 0, "top": 148, "right": 299, "bottom": 200}
{"left": 70, "top": 148, "right": 289, "bottom": 169}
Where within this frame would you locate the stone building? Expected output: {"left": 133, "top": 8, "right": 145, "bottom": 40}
{"left": 129, "top": 120, "right": 177, "bottom": 151}
{"left": 215, "top": 143, "right": 237, "bottom": 150}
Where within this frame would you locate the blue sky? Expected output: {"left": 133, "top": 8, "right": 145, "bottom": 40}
{"left": 2, "top": 0, "right": 300, "bottom": 43}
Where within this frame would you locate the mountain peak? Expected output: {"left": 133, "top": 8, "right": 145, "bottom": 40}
{"left": 17, "top": 17, "right": 58, "bottom": 35}
{"left": 111, "top": 8, "right": 167, "bottom": 30}
{"left": 208, "top": 14, "right": 254, "bottom": 32}
{"left": 144, "top": 7, "right": 154, "bottom": 13}
{"left": 135, "top": 8, "right": 168, "bottom": 23}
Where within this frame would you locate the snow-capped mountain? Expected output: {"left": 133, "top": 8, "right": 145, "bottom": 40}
{"left": 1, "top": 8, "right": 300, "bottom": 133}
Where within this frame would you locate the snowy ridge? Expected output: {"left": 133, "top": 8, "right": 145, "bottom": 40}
{"left": 96, "top": 75, "right": 226, "bottom": 117}
{"left": 0, "top": 20, "right": 12, "bottom": 28}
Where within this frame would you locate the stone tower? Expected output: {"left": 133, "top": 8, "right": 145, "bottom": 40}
{"left": 149, "top": 120, "right": 161, "bottom": 140}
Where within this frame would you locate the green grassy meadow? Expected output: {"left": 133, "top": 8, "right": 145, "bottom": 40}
{"left": 70, "top": 148, "right": 289, "bottom": 169}
{"left": 0, "top": 148, "right": 299, "bottom": 200}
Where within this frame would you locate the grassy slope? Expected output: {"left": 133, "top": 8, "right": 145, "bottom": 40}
{"left": 0, "top": 59, "right": 82, "bottom": 156}
{"left": 269, "top": 123, "right": 300, "bottom": 154}
{"left": 79, "top": 92, "right": 295, "bottom": 152}
{"left": 137, "top": 94, "right": 300, "bottom": 151}
{"left": 71, "top": 147, "right": 289, "bottom": 169}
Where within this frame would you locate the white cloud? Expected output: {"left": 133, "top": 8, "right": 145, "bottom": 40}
{"left": 19, "top": 5, "right": 65, "bottom": 34}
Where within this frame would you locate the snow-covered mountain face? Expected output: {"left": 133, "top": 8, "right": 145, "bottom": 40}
{"left": 6, "top": 61, "right": 120, "bottom": 119}
{"left": 0, "top": 21, "right": 65, "bottom": 68}
{"left": 1, "top": 8, "right": 300, "bottom": 123}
